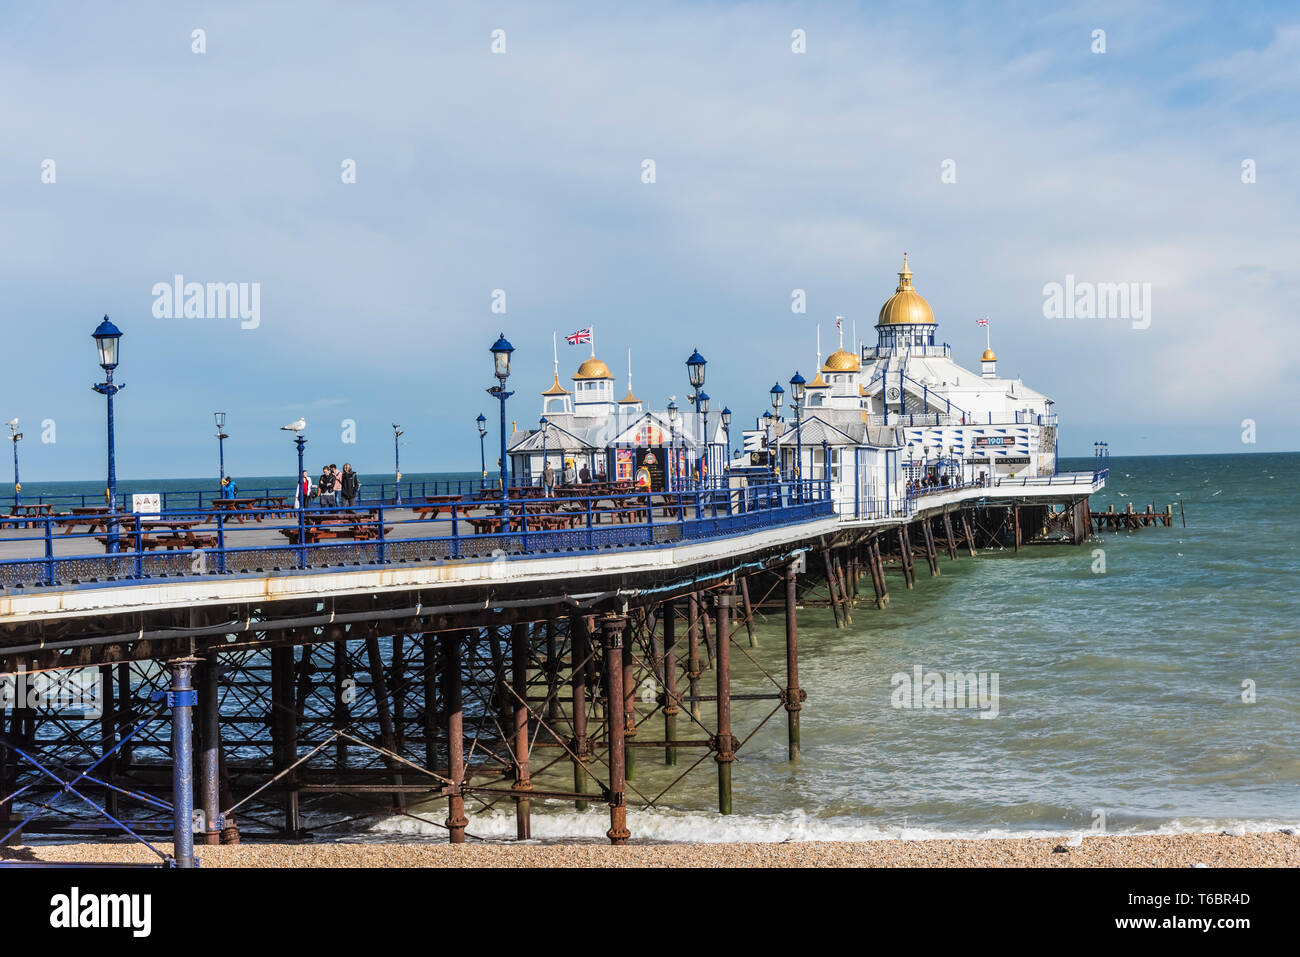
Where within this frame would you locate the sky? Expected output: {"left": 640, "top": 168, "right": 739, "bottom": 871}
{"left": 1, "top": 1, "right": 1296, "bottom": 481}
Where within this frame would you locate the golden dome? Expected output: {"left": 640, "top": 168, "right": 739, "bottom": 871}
{"left": 541, "top": 373, "right": 571, "bottom": 396}
{"left": 573, "top": 357, "right": 614, "bottom": 380}
{"left": 877, "top": 253, "right": 935, "bottom": 326}
{"left": 807, "top": 373, "right": 830, "bottom": 389}
{"left": 981, "top": 349, "right": 997, "bottom": 362}
{"left": 618, "top": 389, "right": 642, "bottom": 404}
{"left": 822, "top": 349, "right": 861, "bottom": 373}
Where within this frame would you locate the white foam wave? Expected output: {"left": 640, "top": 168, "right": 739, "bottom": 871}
{"left": 355, "top": 808, "right": 1299, "bottom": 845}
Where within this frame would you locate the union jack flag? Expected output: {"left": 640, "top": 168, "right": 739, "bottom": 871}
{"left": 977, "top": 316, "right": 989, "bottom": 326}
{"left": 565, "top": 327, "right": 592, "bottom": 345}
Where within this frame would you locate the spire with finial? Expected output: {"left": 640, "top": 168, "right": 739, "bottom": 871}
{"left": 896, "top": 252, "right": 914, "bottom": 292}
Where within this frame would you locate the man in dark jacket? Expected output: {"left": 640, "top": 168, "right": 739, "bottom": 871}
{"left": 340, "top": 463, "right": 360, "bottom": 506}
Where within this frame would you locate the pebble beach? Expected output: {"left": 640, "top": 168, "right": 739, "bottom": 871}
{"left": 5, "top": 832, "right": 1297, "bottom": 867}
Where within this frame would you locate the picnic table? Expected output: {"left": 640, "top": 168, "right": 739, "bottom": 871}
{"left": 211, "top": 497, "right": 263, "bottom": 522}
{"left": 4, "top": 503, "right": 53, "bottom": 528}
{"left": 279, "top": 510, "right": 390, "bottom": 545}
{"left": 58, "top": 509, "right": 138, "bottom": 535}
{"left": 102, "top": 521, "right": 218, "bottom": 551}
{"left": 411, "top": 495, "right": 476, "bottom": 521}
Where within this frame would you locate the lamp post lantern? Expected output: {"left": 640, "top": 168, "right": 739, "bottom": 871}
{"left": 789, "top": 372, "right": 806, "bottom": 500}
{"left": 392, "top": 423, "right": 404, "bottom": 504}
{"left": 91, "top": 316, "right": 124, "bottom": 552}
{"left": 488, "top": 334, "right": 515, "bottom": 499}
{"left": 476, "top": 413, "right": 488, "bottom": 489}
{"left": 685, "top": 349, "right": 707, "bottom": 412}
{"left": 214, "top": 411, "right": 228, "bottom": 487}
{"left": 7, "top": 419, "right": 22, "bottom": 507}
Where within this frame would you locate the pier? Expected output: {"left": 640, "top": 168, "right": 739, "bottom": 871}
{"left": 0, "top": 466, "right": 1137, "bottom": 864}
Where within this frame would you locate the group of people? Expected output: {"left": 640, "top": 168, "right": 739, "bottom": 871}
{"left": 298, "top": 463, "right": 360, "bottom": 508}
{"left": 540, "top": 459, "right": 599, "bottom": 496}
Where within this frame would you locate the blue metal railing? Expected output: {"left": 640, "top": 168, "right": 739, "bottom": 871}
{"left": 0, "top": 480, "right": 833, "bottom": 591}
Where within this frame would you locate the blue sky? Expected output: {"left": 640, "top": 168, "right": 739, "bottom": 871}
{"left": 2, "top": 1, "right": 1296, "bottom": 480}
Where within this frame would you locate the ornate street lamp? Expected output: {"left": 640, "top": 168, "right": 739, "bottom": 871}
{"left": 214, "top": 411, "right": 228, "bottom": 487}
{"left": 7, "top": 419, "right": 22, "bottom": 507}
{"left": 539, "top": 416, "right": 549, "bottom": 489}
{"left": 476, "top": 413, "right": 488, "bottom": 488}
{"left": 790, "top": 371, "right": 806, "bottom": 500}
{"left": 720, "top": 406, "right": 732, "bottom": 485}
{"left": 392, "top": 423, "right": 404, "bottom": 504}
{"left": 686, "top": 349, "right": 707, "bottom": 413}
{"left": 92, "top": 316, "right": 124, "bottom": 552}
{"left": 488, "top": 334, "right": 515, "bottom": 499}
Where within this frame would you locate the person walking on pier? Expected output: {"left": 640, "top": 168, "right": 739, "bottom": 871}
{"left": 319, "top": 465, "right": 337, "bottom": 508}
{"left": 219, "top": 476, "right": 236, "bottom": 500}
{"left": 298, "top": 470, "right": 311, "bottom": 509}
{"left": 542, "top": 460, "right": 555, "bottom": 497}
{"left": 340, "top": 463, "right": 359, "bottom": 507}
{"left": 579, "top": 463, "right": 591, "bottom": 484}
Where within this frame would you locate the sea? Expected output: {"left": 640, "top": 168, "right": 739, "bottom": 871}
{"left": 7, "top": 452, "right": 1298, "bottom": 843}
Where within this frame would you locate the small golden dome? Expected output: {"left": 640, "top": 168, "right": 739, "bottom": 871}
{"left": 877, "top": 253, "right": 935, "bottom": 326}
{"left": 541, "top": 373, "right": 571, "bottom": 396}
{"left": 822, "top": 349, "right": 861, "bottom": 373}
{"left": 807, "top": 373, "right": 830, "bottom": 389}
{"left": 981, "top": 349, "right": 997, "bottom": 362}
{"left": 618, "top": 390, "right": 642, "bottom": 404}
{"left": 573, "top": 357, "right": 614, "bottom": 380}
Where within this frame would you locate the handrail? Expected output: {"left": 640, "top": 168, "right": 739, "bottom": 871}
{"left": 0, "top": 480, "right": 834, "bottom": 591}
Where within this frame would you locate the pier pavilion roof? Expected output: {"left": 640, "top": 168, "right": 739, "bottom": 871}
{"left": 877, "top": 253, "right": 935, "bottom": 326}
{"left": 573, "top": 357, "right": 615, "bottom": 380}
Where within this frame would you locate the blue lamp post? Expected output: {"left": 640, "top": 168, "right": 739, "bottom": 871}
{"left": 721, "top": 406, "right": 732, "bottom": 485}
{"left": 789, "top": 372, "right": 806, "bottom": 501}
{"left": 769, "top": 382, "right": 784, "bottom": 480}
{"left": 476, "top": 413, "right": 488, "bottom": 489}
{"left": 667, "top": 400, "right": 679, "bottom": 493}
{"left": 7, "top": 419, "right": 21, "bottom": 507}
{"left": 539, "top": 416, "right": 549, "bottom": 488}
{"left": 696, "top": 390, "right": 710, "bottom": 487}
{"left": 92, "top": 317, "right": 124, "bottom": 552}
{"left": 392, "top": 423, "right": 404, "bottom": 504}
{"left": 214, "top": 412, "right": 228, "bottom": 489}
{"left": 488, "top": 334, "right": 515, "bottom": 499}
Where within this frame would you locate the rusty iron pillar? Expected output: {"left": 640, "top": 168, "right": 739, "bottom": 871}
{"left": 662, "top": 600, "right": 679, "bottom": 766}
{"left": 570, "top": 614, "right": 591, "bottom": 811}
{"left": 198, "top": 652, "right": 222, "bottom": 846}
{"left": 600, "top": 613, "right": 631, "bottom": 845}
{"left": 713, "top": 591, "right": 735, "bottom": 815}
{"left": 169, "top": 658, "right": 197, "bottom": 868}
{"left": 442, "top": 632, "right": 468, "bottom": 844}
{"left": 511, "top": 623, "right": 532, "bottom": 839}
{"left": 784, "top": 559, "right": 803, "bottom": 761}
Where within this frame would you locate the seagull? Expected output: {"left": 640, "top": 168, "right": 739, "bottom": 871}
{"left": 6, "top": 418, "right": 17, "bottom": 428}
{"left": 281, "top": 418, "right": 306, "bottom": 432}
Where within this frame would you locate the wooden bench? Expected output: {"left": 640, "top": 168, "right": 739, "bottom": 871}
{"left": 278, "top": 523, "right": 393, "bottom": 545}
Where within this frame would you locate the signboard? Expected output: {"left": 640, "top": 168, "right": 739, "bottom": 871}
{"left": 131, "top": 492, "right": 162, "bottom": 519}
{"left": 973, "top": 435, "right": 1017, "bottom": 447}
{"left": 634, "top": 448, "right": 666, "bottom": 491}
{"left": 967, "top": 456, "right": 1029, "bottom": 465}
{"left": 615, "top": 448, "right": 635, "bottom": 482}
